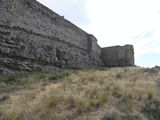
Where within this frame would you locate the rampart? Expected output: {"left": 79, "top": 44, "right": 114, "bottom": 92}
{"left": 0, "top": 0, "right": 134, "bottom": 73}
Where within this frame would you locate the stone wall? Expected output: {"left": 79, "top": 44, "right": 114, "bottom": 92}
{"left": 0, "top": 0, "right": 135, "bottom": 74}
{"left": 102, "top": 45, "right": 134, "bottom": 67}
{"left": 0, "top": 0, "right": 103, "bottom": 73}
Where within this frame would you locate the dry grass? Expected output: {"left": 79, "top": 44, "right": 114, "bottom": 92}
{"left": 0, "top": 67, "right": 160, "bottom": 120}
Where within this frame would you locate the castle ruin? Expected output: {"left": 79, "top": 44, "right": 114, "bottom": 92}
{"left": 0, "top": 0, "right": 134, "bottom": 73}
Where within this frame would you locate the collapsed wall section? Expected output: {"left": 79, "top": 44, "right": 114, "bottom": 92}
{"left": 102, "top": 45, "right": 134, "bottom": 67}
{"left": 0, "top": 0, "right": 103, "bottom": 72}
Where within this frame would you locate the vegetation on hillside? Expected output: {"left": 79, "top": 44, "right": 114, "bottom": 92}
{"left": 0, "top": 67, "right": 160, "bottom": 120}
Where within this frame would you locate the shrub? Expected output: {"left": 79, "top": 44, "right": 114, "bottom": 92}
{"left": 121, "top": 92, "right": 133, "bottom": 111}
{"left": 0, "top": 94, "right": 9, "bottom": 103}
{"left": 98, "top": 92, "right": 109, "bottom": 105}
{"left": 116, "top": 73, "right": 122, "bottom": 79}
{"left": 88, "top": 88, "right": 99, "bottom": 99}
{"left": 112, "top": 86, "right": 122, "bottom": 98}
{"left": 147, "top": 90, "right": 153, "bottom": 100}
{"left": 142, "top": 100, "right": 160, "bottom": 120}
{"left": 102, "top": 112, "right": 118, "bottom": 120}
{"left": 48, "top": 72, "right": 69, "bottom": 81}
{"left": 157, "top": 78, "right": 160, "bottom": 88}
{"left": 46, "top": 96, "right": 59, "bottom": 108}
{"left": 75, "top": 101, "right": 86, "bottom": 113}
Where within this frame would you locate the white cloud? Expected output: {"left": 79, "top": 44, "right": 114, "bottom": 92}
{"left": 134, "top": 26, "right": 160, "bottom": 57}
{"left": 85, "top": 0, "right": 160, "bottom": 44}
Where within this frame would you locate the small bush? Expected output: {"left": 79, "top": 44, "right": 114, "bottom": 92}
{"left": 147, "top": 90, "right": 153, "bottom": 100}
{"left": 66, "top": 96, "right": 76, "bottom": 109}
{"left": 137, "top": 95, "right": 142, "bottom": 100}
{"left": 0, "top": 83, "right": 17, "bottom": 93}
{"left": 121, "top": 92, "right": 133, "bottom": 111}
{"left": 102, "top": 112, "right": 118, "bottom": 120}
{"left": 0, "top": 73, "right": 29, "bottom": 85}
{"left": 39, "top": 74, "right": 46, "bottom": 80}
{"left": 142, "top": 100, "right": 160, "bottom": 120}
{"left": 157, "top": 78, "right": 160, "bottom": 88}
{"left": 46, "top": 96, "right": 59, "bottom": 108}
{"left": 48, "top": 72, "right": 69, "bottom": 81}
{"left": 98, "top": 92, "right": 109, "bottom": 105}
{"left": 112, "top": 86, "right": 122, "bottom": 98}
{"left": 116, "top": 73, "right": 122, "bottom": 79}
{"left": 99, "top": 79, "right": 104, "bottom": 85}
{"left": 0, "top": 94, "right": 9, "bottom": 103}
{"left": 88, "top": 88, "right": 99, "bottom": 99}
{"left": 75, "top": 101, "right": 86, "bottom": 113}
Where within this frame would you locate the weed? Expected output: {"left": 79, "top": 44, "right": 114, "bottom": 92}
{"left": 0, "top": 94, "right": 9, "bottom": 103}
{"left": 116, "top": 73, "right": 122, "bottom": 79}
{"left": 121, "top": 92, "right": 133, "bottom": 111}
{"left": 88, "top": 88, "right": 99, "bottom": 99}
{"left": 66, "top": 96, "right": 76, "bottom": 108}
{"left": 147, "top": 90, "right": 153, "bottom": 100}
{"left": 98, "top": 92, "right": 109, "bottom": 105}
{"left": 112, "top": 86, "right": 122, "bottom": 98}
{"left": 137, "top": 94, "right": 142, "bottom": 100}
{"left": 75, "top": 101, "right": 86, "bottom": 113}
{"left": 48, "top": 72, "right": 69, "bottom": 81}
{"left": 46, "top": 96, "right": 59, "bottom": 108}
{"left": 105, "top": 86, "right": 110, "bottom": 91}
{"left": 142, "top": 100, "right": 160, "bottom": 120}
{"left": 99, "top": 79, "right": 104, "bottom": 85}
{"left": 39, "top": 74, "right": 46, "bottom": 80}
{"left": 102, "top": 112, "right": 118, "bottom": 120}
{"left": 156, "top": 78, "right": 160, "bottom": 88}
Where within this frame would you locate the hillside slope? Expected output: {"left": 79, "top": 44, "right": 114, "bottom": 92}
{"left": 0, "top": 67, "right": 160, "bottom": 120}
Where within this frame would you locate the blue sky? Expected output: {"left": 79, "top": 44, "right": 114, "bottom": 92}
{"left": 37, "top": 0, "right": 160, "bottom": 68}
